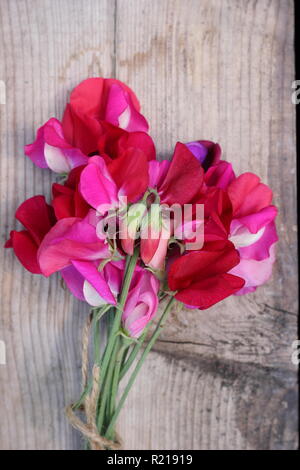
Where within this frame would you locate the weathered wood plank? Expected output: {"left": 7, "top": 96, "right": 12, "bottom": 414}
{"left": 0, "top": 0, "right": 115, "bottom": 450}
{"left": 115, "top": 0, "right": 297, "bottom": 449}
{"left": 0, "top": 0, "right": 297, "bottom": 450}
{"left": 118, "top": 350, "right": 297, "bottom": 450}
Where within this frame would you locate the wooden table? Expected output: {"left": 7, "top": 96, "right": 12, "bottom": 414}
{"left": 0, "top": 0, "right": 297, "bottom": 450}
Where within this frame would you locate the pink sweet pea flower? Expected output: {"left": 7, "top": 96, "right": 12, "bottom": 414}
{"left": 225, "top": 173, "right": 278, "bottom": 294}
{"left": 229, "top": 244, "right": 276, "bottom": 295}
{"left": 122, "top": 270, "right": 159, "bottom": 338}
{"left": 201, "top": 163, "right": 278, "bottom": 293}
{"left": 25, "top": 118, "right": 88, "bottom": 173}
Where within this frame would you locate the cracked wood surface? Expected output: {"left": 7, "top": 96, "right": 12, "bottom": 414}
{"left": 0, "top": 0, "right": 298, "bottom": 450}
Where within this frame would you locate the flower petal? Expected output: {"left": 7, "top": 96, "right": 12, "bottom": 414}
{"left": 227, "top": 173, "right": 273, "bottom": 217}
{"left": 60, "top": 265, "right": 85, "bottom": 300}
{"left": 25, "top": 118, "right": 88, "bottom": 173}
{"left": 158, "top": 142, "right": 204, "bottom": 205}
{"left": 15, "top": 195, "right": 56, "bottom": 245}
{"left": 7, "top": 230, "right": 41, "bottom": 274}
{"left": 79, "top": 156, "right": 118, "bottom": 213}
{"left": 109, "top": 148, "right": 149, "bottom": 202}
{"left": 174, "top": 272, "right": 245, "bottom": 309}
{"left": 38, "top": 218, "right": 109, "bottom": 276}
{"left": 72, "top": 260, "right": 116, "bottom": 305}
{"left": 230, "top": 244, "right": 276, "bottom": 294}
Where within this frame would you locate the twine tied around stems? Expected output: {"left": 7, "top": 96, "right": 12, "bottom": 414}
{"left": 65, "top": 313, "right": 123, "bottom": 450}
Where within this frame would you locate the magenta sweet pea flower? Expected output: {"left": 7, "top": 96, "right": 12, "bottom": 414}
{"left": 25, "top": 118, "right": 88, "bottom": 173}
{"left": 79, "top": 151, "right": 149, "bottom": 215}
{"left": 61, "top": 260, "right": 124, "bottom": 306}
{"left": 37, "top": 216, "right": 110, "bottom": 276}
{"left": 122, "top": 270, "right": 159, "bottom": 338}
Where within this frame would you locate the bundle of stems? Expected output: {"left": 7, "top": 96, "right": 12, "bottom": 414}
{"left": 71, "top": 249, "right": 176, "bottom": 448}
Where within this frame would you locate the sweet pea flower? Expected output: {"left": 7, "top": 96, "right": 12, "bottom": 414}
{"left": 37, "top": 216, "right": 110, "bottom": 276}
{"left": 25, "top": 118, "right": 89, "bottom": 173}
{"left": 97, "top": 121, "right": 156, "bottom": 164}
{"left": 61, "top": 260, "right": 124, "bottom": 306}
{"left": 5, "top": 196, "right": 56, "bottom": 273}
{"left": 122, "top": 269, "right": 159, "bottom": 338}
{"left": 204, "top": 164, "right": 278, "bottom": 294}
{"left": 118, "top": 143, "right": 206, "bottom": 272}
{"left": 79, "top": 151, "right": 149, "bottom": 213}
{"left": 226, "top": 173, "right": 278, "bottom": 294}
{"left": 168, "top": 240, "right": 245, "bottom": 309}
{"left": 36, "top": 214, "right": 121, "bottom": 305}
{"left": 25, "top": 78, "right": 150, "bottom": 173}
{"left": 62, "top": 78, "right": 149, "bottom": 156}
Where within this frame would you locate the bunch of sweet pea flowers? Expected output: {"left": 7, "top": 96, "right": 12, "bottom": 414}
{"left": 5, "top": 78, "right": 278, "bottom": 449}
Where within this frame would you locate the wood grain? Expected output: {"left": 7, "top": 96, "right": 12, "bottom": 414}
{"left": 0, "top": 0, "right": 297, "bottom": 450}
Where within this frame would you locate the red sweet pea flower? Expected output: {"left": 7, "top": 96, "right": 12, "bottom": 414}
{"left": 62, "top": 78, "right": 149, "bottom": 156}
{"left": 25, "top": 78, "right": 150, "bottom": 173}
{"left": 52, "top": 165, "right": 90, "bottom": 220}
{"left": 5, "top": 196, "right": 56, "bottom": 274}
{"left": 168, "top": 240, "right": 245, "bottom": 309}
{"left": 97, "top": 121, "right": 156, "bottom": 164}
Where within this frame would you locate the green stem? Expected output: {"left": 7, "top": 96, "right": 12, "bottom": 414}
{"left": 119, "top": 324, "right": 151, "bottom": 381}
{"left": 105, "top": 296, "right": 176, "bottom": 440}
{"left": 72, "top": 305, "right": 110, "bottom": 410}
{"left": 97, "top": 339, "right": 119, "bottom": 434}
{"left": 96, "top": 248, "right": 139, "bottom": 431}
{"left": 109, "top": 338, "right": 131, "bottom": 417}
{"left": 93, "top": 305, "right": 110, "bottom": 365}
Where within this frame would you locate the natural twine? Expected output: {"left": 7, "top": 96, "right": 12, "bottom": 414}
{"left": 66, "top": 313, "right": 123, "bottom": 450}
